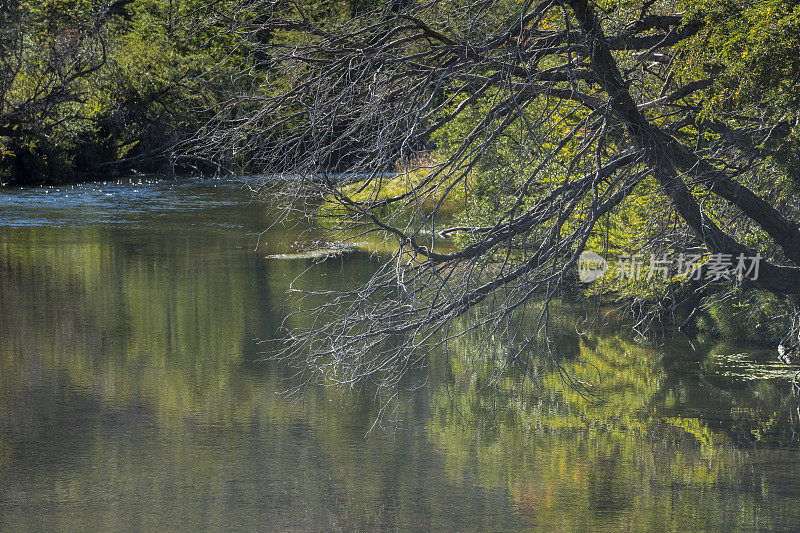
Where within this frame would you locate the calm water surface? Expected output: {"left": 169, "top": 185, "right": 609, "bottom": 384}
{"left": 1, "top": 177, "right": 799, "bottom": 531}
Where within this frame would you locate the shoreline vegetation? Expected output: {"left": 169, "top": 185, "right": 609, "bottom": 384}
{"left": 311, "top": 153, "right": 797, "bottom": 349}
{"left": 3, "top": 0, "right": 800, "bottom": 362}
{"left": 0, "top": 0, "right": 239, "bottom": 187}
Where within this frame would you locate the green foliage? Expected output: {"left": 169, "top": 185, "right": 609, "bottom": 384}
{"left": 0, "top": 0, "right": 251, "bottom": 185}
{"left": 694, "top": 289, "right": 793, "bottom": 343}
{"left": 677, "top": 0, "right": 800, "bottom": 179}
{"left": 414, "top": 0, "right": 800, "bottom": 328}
{"left": 681, "top": 0, "right": 800, "bottom": 113}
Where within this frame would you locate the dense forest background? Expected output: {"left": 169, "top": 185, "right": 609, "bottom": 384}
{"left": 0, "top": 0, "right": 389, "bottom": 185}
{"left": 3, "top": 0, "right": 799, "bottom": 185}
{"left": 0, "top": 0, "right": 242, "bottom": 184}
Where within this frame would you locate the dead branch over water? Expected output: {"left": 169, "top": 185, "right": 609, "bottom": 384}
{"left": 193, "top": 0, "right": 800, "bottom": 404}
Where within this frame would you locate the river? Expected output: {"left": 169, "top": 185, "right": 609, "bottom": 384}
{"left": 1, "top": 177, "right": 799, "bottom": 531}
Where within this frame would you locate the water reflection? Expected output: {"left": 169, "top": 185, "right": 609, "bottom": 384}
{"left": 0, "top": 178, "right": 799, "bottom": 530}
{"left": 431, "top": 327, "right": 800, "bottom": 529}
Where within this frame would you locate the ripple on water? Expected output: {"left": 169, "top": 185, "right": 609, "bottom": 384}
{"left": 0, "top": 176, "right": 262, "bottom": 228}
{"left": 705, "top": 349, "right": 800, "bottom": 381}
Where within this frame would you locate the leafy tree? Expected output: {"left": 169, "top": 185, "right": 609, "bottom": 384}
{"left": 0, "top": 0, "right": 113, "bottom": 182}
{"left": 198, "top": 0, "right": 800, "bottom": 395}
{"left": 0, "top": 0, "right": 246, "bottom": 184}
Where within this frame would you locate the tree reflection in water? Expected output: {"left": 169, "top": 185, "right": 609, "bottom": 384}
{"left": 1, "top": 180, "right": 799, "bottom": 530}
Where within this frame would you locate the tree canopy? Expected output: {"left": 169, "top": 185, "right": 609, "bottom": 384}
{"left": 0, "top": 0, "right": 248, "bottom": 184}
{"left": 190, "top": 0, "right": 800, "bottom": 394}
